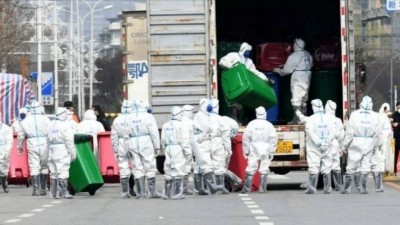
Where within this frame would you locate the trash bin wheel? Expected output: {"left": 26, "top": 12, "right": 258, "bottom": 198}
{"left": 89, "top": 190, "right": 96, "bottom": 196}
{"left": 26, "top": 181, "right": 30, "bottom": 188}
{"left": 68, "top": 186, "right": 76, "bottom": 196}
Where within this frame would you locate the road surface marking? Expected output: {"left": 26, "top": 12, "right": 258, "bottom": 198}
{"left": 241, "top": 197, "right": 252, "bottom": 201}
{"left": 251, "top": 209, "right": 264, "bottom": 214}
{"left": 238, "top": 193, "right": 248, "bottom": 196}
{"left": 255, "top": 216, "right": 270, "bottom": 220}
{"left": 31, "top": 208, "right": 44, "bottom": 212}
{"left": 244, "top": 201, "right": 256, "bottom": 204}
{"left": 259, "top": 222, "right": 274, "bottom": 225}
{"left": 42, "top": 204, "right": 53, "bottom": 208}
{"left": 247, "top": 205, "right": 259, "bottom": 208}
{"left": 4, "top": 219, "right": 21, "bottom": 223}
{"left": 52, "top": 201, "right": 63, "bottom": 204}
{"left": 18, "top": 214, "right": 34, "bottom": 218}
{"left": 269, "top": 175, "right": 290, "bottom": 180}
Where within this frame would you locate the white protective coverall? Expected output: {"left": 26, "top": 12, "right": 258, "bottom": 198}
{"left": 192, "top": 98, "right": 224, "bottom": 194}
{"left": 219, "top": 42, "right": 268, "bottom": 81}
{"left": 12, "top": 107, "right": 28, "bottom": 133}
{"left": 126, "top": 100, "right": 161, "bottom": 198}
{"left": 370, "top": 103, "right": 392, "bottom": 192}
{"left": 18, "top": 101, "right": 51, "bottom": 196}
{"left": 242, "top": 107, "right": 278, "bottom": 193}
{"left": 181, "top": 104, "right": 195, "bottom": 194}
{"left": 341, "top": 96, "right": 381, "bottom": 194}
{"left": 76, "top": 109, "right": 105, "bottom": 159}
{"left": 273, "top": 39, "right": 313, "bottom": 123}
{"left": 66, "top": 110, "right": 78, "bottom": 133}
{"left": 325, "top": 100, "right": 345, "bottom": 191}
{"left": 111, "top": 100, "right": 134, "bottom": 198}
{"left": 304, "top": 99, "right": 336, "bottom": 194}
{"left": 47, "top": 107, "right": 76, "bottom": 199}
{"left": 161, "top": 106, "right": 191, "bottom": 199}
{"left": 0, "top": 112, "right": 13, "bottom": 193}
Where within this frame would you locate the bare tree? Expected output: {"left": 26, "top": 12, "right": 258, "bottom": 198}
{"left": 0, "top": 0, "right": 33, "bottom": 68}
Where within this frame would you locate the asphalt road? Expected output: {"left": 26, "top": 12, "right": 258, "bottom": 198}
{"left": 1, "top": 172, "right": 399, "bottom": 225}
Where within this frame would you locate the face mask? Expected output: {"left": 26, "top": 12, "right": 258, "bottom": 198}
{"left": 397, "top": 109, "right": 400, "bottom": 113}
{"left": 20, "top": 114, "right": 26, "bottom": 120}
{"left": 243, "top": 50, "right": 251, "bottom": 58}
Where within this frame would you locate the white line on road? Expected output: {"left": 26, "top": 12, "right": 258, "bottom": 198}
{"left": 241, "top": 197, "right": 252, "bottom": 201}
{"left": 18, "top": 214, "right": 34, "bottom": 218}
{"left": 247, "top": 205, "right": 259, "bottom": 208}
{"left": 31, "top": 208, "right": 44, "bottom": 212}
{"left": 238, "top": 193, "right": 248, "bottom": 197}
{"left": 259, "top": 222, "right": 274, "bottom": 225}
{"left": 42, "top": 204, "right": 53, "bottom": 208}
{"left": 244, "top": 201, "right": 256, "bottom": 204}
{"left": 251, "top": 209, "right": 264, "bottom": 214}
{"left": 4, "top": 219, "right": 21, "bottom": 223}
{"left": 255, "top": 216, "right": 270, "bottom": 220}
{"left": 52, "top": 201, "right": 63, "bottom": 204}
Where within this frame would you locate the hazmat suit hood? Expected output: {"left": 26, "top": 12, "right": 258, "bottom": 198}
{"left": 379, "top": 103, "right": 390, "bottom": 114}
{"left": 56, "top": 107, "right": 69, "bottom": 121}
{"left": 182, "top": 104, "right": 194, "bottom": 119}
{"left": 199, "top": 98, "right": 210, "bottom": 114}
{"left": 360, "top": 96, "right": 373, "bottom": 111}
{"left": 255, "top": 106, "right": 267, "bottom": 119}
{"left": 131, "top": 100, "right": 145, "bottom": 112}
{"left": 121, "top": 100, "right": 132, "bottom": 114}
{"left": 83, "top": 109, "right": 97, "bottom": 121}
{"left": 171, "top": 106, "right": 183, "bottom": 121}
{"left": 239, "top": 42, "right": 252, "bottom": 57}
{"left": 311, "top": 99, "right": 324, "bottom": 113}
{"left": 325, "top": 100, "right": 337, "bottom": 116}
{"left": 293, "top": 38, "right": 305, "bottom": 52}
{"left": 211, "top": 98, "right": 219, "bottom": 114}
{"left": 30, "top": 101, "right": 43, "bottom": 115}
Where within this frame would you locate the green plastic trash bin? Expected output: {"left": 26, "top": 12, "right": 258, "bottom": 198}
{"left": 221, "top": 63, "right": 277, "bottom": 109}
{"left": 69, "top": 134, "right": 104, "bottom": 196}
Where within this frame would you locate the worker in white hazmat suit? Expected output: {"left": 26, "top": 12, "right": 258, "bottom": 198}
{"left": 181, "top": 104, "right": 195, "bottom": 195}
{"left": 221, "top": 116, "right": 243, "bottom": 192}
{"left": 341, "top": 96, "right": 381, "bottom": 194}
{"left": 47, "top": 107, "right": 76, "bottom": 199}
{"left": 66, "top": 110, "right": 78, "bottom": 133}
{"left": 111, "top": 100, "right": 134, "bottom": 198}
{"left": 325, "top": 100, "right": 345, "bottom": 191}
{"left": 219, "top": 42, "right": 270, "bottom": 82}
{"left": 18, "top": 101, "right": 51, "bottom": 196}
{"left": 273, "top": 38, "right": 313, "bottom": 125}
{"left": 12, "top": 107, "right": 28, "bottom": 133}
{"left": 241, "top": 106, "right": 278, "bottom": 193}
{"left": 304, "top": 99, "right": 336, "bottom": 194}
{"left": 370, "top": 103, "right": 392, "bottom": 192}
{"left": 76, "top": 109, "right": 105, "bottom": 160}
{"left": 161, "top": 106, "right": 191, "bottom": 200}
{"left": 126, "top": 100, "right": 161, "bottom": 199}
{"left": 209, "top": 98, "right": 230, "bottom": 194}
{"left": 193, "top": 98, "right": 224, "bottom": 194}
{"left": 0, "top": 112, "right": 13, "bottom": 193}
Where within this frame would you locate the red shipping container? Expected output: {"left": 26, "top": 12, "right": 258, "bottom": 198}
{"left": 229, "top": 133, "right": 260, "bottom": 191}
{"left": 313, "top": 38, "right": 341, "bottom": 70}
{"left": 8, "top": 134, "right": 30, "bottom": 186}
{"left": 98, "top": 132, "right": 120, "bottom": 183}
{"left": 256, "top": 42, "right": 292, "bottom": 72}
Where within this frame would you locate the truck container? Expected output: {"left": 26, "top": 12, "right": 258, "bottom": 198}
{"left": 122, "top": 0, "right": 357, "bottom": 175}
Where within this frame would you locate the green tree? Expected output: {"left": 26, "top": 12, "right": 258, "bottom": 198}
{"left": 94, "top": 51, "right": 123, "bottom": 112}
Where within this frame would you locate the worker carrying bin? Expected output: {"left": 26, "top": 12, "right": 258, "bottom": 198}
{"left": 219, "top": 42, "right": 277, "bottom": 110}
{"left": 69, "top": 134, "right": 104, "bottom": 196}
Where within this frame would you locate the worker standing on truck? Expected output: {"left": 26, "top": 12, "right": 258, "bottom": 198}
{"left": 341, "top": 96, "right": 381, "bottom": 194}
{"left": 127, "top": 100, "right": 161, "bottom": 199}
{"left": 111, "top": 100, "right": 134, "bottom": 198}
{"left": 161, "top": 106, "right": 191, "bottom": 200}
{"left": 219, "top": 42, "right": 270, "bottom": 82}
{"left": 0, "top": 112, "right": 13, "bottom": 193}
{"left": 47, "top": 107, "right": 76, "bottom": 199}
{"left": 304, "top": 99, "right": 336, "bottom": 194}
{"left": 18, "top": 101, "right": 51, "bottom": 196}
{"left": 273, "top": 38, "right": 313, "bottom": 125}
{"left": 241, "top": 106, "right": 277, "bottom": 193}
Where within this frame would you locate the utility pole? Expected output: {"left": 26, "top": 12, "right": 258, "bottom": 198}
{"left": 37, "top": 0, "right": 43, "bottom": 102}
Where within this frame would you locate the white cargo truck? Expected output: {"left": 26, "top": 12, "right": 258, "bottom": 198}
{"left": 122, "top": 0, "right": 357, "bottom": 175}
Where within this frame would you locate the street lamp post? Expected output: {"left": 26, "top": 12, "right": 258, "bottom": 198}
{"left": 82, "top": 0, "right": 113, "bottom": 108}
